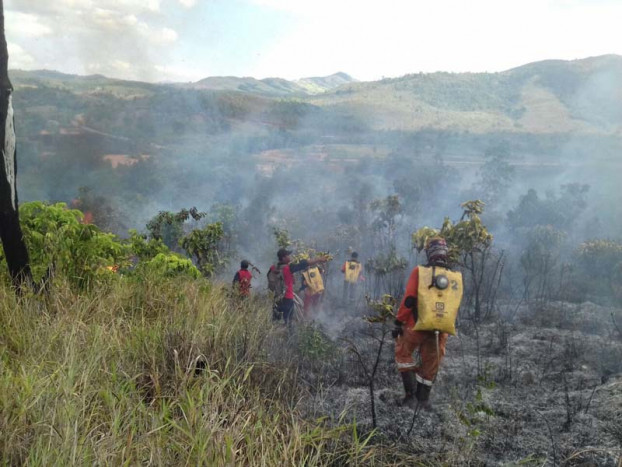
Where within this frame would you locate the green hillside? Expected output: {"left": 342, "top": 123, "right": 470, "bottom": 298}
{"left": 11, "top": 55, "right": 622, "bottom": 137}
{"left": 187, "top": 72, "right": 356, "bottom": 96}
{"left": 190, "top": 76, "right": 308, "bottom": 96}
{"left": 308, "top": 55, "right": 622, "bottom": 133}
{"left": 296, "top": 72, "right": 357, "bottom": 94}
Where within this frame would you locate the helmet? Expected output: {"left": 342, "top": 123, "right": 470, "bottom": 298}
{"left": 425, "top": 237, "right": 448, "bottom": 262}
{"left": 241, "top": 260, "right": 250, "bottom": 269}
{"left": 277, "top": 248, "right": 292, "bottom": 260}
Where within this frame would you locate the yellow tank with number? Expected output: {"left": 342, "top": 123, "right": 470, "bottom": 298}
{"left": 414, "top": 266, "right": 463, "bottom": 335}
{"left": 302, "top": 266, "right": 324, "bottom": 295}
{"left": 344, "top": 260, "right": 362, "bottom": 283}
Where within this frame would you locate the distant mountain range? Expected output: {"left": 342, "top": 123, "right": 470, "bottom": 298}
{"left": 191, "top": 72, "right": 356, "bottom": 95}
{"left": 10, "top": 69, "right": 357, "bottom": 97}
{"left": 9, "top": 55, "right": 622, "bottom": 136}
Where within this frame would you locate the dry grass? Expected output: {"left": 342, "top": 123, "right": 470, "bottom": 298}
{"left": 0, "top": 276, "right": 380, "bottom": 465}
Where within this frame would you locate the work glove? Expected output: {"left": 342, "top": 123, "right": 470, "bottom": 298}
{"left": 391, "top": 320, "right": 403, "bottom": 339}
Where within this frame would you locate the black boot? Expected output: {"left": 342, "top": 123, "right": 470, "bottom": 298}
{"left": 415, "top": 382, "right": 433, "bottom": 411}
{"left": 400, "top": 371, "right": 417, "bottom": 408}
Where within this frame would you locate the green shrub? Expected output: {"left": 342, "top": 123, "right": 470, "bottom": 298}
{"left": 179, "top": 222, "right": 226, "bottom": 277}
{"left": 11, "top": 201, "right": 128, "bottom": 288}
{"left": 127, "top": 229, "right": 169, "bottom": 261}
{"left": 138, "top": 252, "right": 201, "bottom": 279}
{"left": 0, "top": 203, "right": 209, "bottom": 287}
{"left": 296, "top": 325, "right": 337, "bottom": 362}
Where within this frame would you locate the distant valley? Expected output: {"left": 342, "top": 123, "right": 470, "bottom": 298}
{"left": 8, "top": 55, "right": 622, "bottom": 231}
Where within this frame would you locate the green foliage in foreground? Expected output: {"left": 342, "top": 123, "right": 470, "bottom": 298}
{"left": 0, "top": 278, "right": 378, "bottom": 465}
{"left": 139, "top": 252, "right": 202, "bottom": 279}
{"left": 145, "top": 208, "right": 230, "bottom": 277}
{"left": 14, "top": 201, "right": 128, "bottom": 287}
{"left": 180, "top": 222, "right": 226, "bottom": 277}
{"left": 0, "top": 202, "right": 203, "bottom": 289}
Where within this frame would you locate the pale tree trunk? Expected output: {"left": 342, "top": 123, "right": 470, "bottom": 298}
{"left": 0, "top": 0, "right": 32, "bottom": 288}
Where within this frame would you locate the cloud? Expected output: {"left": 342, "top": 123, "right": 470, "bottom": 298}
{"left": 6, "top": 0, "right": 161, "bottom": 15}
{"left": 177, "top": 0, "right": 198, "bottom": 7}
{"left": 6, "top": 12, "right": 52, "bottom": 37}
{"left": 248, "top": 0, "right": 622, "bottom": 80}
{"left": 91, "top": 9, "right": 139, "bottom": 30}
{"left": 5, "top": 0, "right": 622, "bottom": 82}
{"left": 149, "top": 27, "right": 179, "bottom": 44}
{"left": 7, "top": 43, "right": 35, "bottom": 69}
{"left": 5, "top": 0, "right": 178, "bottom": 81}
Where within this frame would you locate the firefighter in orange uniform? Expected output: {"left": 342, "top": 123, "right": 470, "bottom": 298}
{"left": 300, "top": 264, "right": 325, "bottom": 320}
{"left": 341, "top": 251, "right": 364, "bottom": 303}
{"left": 393, "top": 237, "right": 462, "bottom": 410}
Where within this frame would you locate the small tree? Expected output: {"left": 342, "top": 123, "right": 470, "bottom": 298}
{"left": 128, "top": 229, "right": 201, "bottom": 279}
{"left": 369, "top": 195, "right": 402, "bottom": 251}
{"left": 365, "top": 195, "right": 408, "bottom": 298}
{"left": 272, "top": 226, "right": 292, "bottom": 249}
{"left": 412, "top": 201, "right": 497, "bottom": 321}
{"left": 507, "top": 184, "right": 589, "bottom": 232}
{"left": 520, "top": 225, "right": 566, "bottom": 304}
{"left": 145, "top": 208, "right": 230, "bottom": 277}
{"left": 345, "top": 294, "right": 395, "bottom": 429}
{"left": 146, "top": 207, "right": 206, "bottom": 251}
{"left": 180, "top": 222, "right": 226, "bottom": 277}
{"left": 476, "top": 142, "right": 515, "bottom": 209}
{"left": 365, "top": 250, "right": 408, "bottom": 299}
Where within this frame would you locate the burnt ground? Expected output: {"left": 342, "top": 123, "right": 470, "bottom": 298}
{"left": 284, "top": 299, "right": 622, "bottom": 466}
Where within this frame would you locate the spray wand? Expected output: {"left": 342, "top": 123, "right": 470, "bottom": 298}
{"left": 248, "top": 261, "right": 261, "bottom": 275}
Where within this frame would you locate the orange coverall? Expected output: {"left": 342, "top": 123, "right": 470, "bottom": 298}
{"left": 394, "top": 266, "right": 448, "bottom": 387}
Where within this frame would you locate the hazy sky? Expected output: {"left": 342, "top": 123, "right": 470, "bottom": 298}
{"left": 5, "top": 0, "right": 622, "bottom": 83}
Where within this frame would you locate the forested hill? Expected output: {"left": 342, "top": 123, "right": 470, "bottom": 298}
{"left": 307, "top": 54, "right": 622, "bottom": 134}
{"left": 9, "top": 54, "right": 622, "bottom": 139}
{"left": 191, "top": 71, "right": 356, "bottom": 95}
{"left": 9, "top": 69, "right": 357, "bottom": 97}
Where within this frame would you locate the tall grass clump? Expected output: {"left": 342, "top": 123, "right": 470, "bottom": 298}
{"left": 0, "top": 275, "right": 379, "bottom": 465}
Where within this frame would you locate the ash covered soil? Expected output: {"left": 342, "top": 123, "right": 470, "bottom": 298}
{"left": 284, "top": 299, "right": 622, "bottom": 465}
